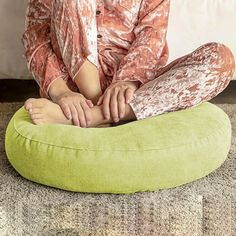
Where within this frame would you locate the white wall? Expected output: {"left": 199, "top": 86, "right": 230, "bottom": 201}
{"left": 166, "top": 0, "right": 236, "bottom": 80}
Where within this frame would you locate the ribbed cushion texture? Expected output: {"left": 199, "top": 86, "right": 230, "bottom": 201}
{"left": 4, "top": 102, "right": 231, "bottom": 194}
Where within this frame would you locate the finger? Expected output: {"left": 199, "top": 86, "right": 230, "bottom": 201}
{"left": 117, "top": 89, "right": 126, "bottom": 119}
{"left": 60, "top": 102, "right": 72, "bottom": 120}
{"left": 110, "top": 87, "right": 120, "bottom": 122}
{"left": 74, "top": 102, "right": 87, "bottom": 128}
{"left": 86, "top": 99, "right": 94, "bottom": 108}
{"left": 125, "top": 88, "right": 134, "bottom": 104}
{"left": 80, "top": 100, "right": 92, "bottom": 127}
{"left": 97, "top": 95, "right": 104, "bottom": 105}
{"left": 102, "top": 91, "right": 111, "bottom": 120}
{"left": 97, "top": 96, "right": 101, "bottom": 105}
{"left": 70, "top": 104, "right": 80, "bottom": 127}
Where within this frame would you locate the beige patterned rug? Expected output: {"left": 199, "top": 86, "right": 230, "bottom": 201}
{"left": 0, "top": 102, "right": 236, "bottom": 236}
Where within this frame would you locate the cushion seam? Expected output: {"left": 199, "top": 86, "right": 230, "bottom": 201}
{"left": 12, "top": 115, "right": 230, "bottom": 152}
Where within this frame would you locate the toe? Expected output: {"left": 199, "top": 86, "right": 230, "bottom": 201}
{"left": 24, "top": 98, "right": 36, "bottom": 110}
{"left": 24, "top": 100, "right": 31, "bottom": 111}
{"left": 29, "top": 107, "right": 42, "bottom": 115}
{"left": 30, "top": 113, "right": 43, "bottom": 125}
{"left": 32, "top": 118, "right": 44, "bottom": 125}
{"left": 31, "top": 113, "right": 42, "bottom": 120}
{"left": 26, "top": 98, "right": 48, "bottom": 111}
{"left": 36, "top": 98, "right": 52, "bottom": 107}
{"left": 30, "top": 113, "right": 44, "bottom": 124}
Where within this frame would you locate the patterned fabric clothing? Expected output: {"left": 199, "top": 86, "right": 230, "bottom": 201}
{"left": 21, "top": 0, "right": 235, "bottom": 120}
{"left": 21, "top": 0, "right": 169, "bottom": 98}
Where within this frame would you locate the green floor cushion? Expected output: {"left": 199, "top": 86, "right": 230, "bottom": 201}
{"left": 4, "top": 102, "right": 231, "bottom": 194}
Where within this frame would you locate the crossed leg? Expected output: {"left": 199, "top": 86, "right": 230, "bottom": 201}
{"left": 24, "top": 0, "right": 235, "bottom": 127}
{"left": 24, "top": 0, "right": 136, "bottom": 128}
{"left": 24, "top": 57, "right": 136, "bottom": 128}
{"left": 25, "top": 42, "right": 235, "bottom": 128}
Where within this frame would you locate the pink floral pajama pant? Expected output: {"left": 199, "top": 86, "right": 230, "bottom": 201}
{"left": 50, "top": 1, "right": 235, "bottom": 121}
{"left": 129, "top": 43, "right": 235, "bottom": 120}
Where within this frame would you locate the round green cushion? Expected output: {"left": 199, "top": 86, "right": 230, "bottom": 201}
{"left": 5, "top": 102, "right": 231, "bottom": 194}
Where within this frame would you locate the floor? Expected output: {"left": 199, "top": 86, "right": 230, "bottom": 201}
{"left": 0, "top": 79, "right": 235, "bottom": 103}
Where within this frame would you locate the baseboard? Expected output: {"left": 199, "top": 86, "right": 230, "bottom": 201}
{"left": 230, "top": 80, "right": 236, "bottom": 86}
{"left": 0, "top": 79, "right": 235, "bottom": 102}
{"left": 0, "top": 79, "right": 40, "bottom": 102}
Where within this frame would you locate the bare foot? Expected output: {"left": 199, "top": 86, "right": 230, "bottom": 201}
{"left": 24, "top": 97, "right": 113, "bottom": 128}
{"left": 24, "top": 98, "right": 73, "bottom": 126}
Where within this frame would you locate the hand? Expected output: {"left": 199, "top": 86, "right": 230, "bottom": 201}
{"left": 53, "top": 90, "right": 94, "bottom": 127}
{"left": 96, "top": 80, "right": 140, "bottom": 122}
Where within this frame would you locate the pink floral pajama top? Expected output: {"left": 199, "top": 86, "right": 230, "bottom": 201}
{"left": 21, "top": 0, "right": 170, "bottom": 98}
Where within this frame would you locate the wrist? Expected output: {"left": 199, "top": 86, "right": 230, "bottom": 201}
{"left": 48, "top": 77, "right": 71, "bottom": 102}
{"left": 53, "top": 89, "right": 73, "bottom": 103}
{"left": 50, "top": 88, "right": 72, "bottom": 103}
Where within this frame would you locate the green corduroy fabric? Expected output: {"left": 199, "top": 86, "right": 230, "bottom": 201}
{"left": 4, "top": 102, "right": 231, "bottom": 194}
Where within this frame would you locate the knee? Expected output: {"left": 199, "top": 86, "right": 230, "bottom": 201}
{"left": 205, "top": 42, "right": 235, "bottom": 92}
{"left": 199, "top": 42, "right": 235, "bottom": 76}
{"left": 190, "top": 42, "right": 235, "bottom": 94}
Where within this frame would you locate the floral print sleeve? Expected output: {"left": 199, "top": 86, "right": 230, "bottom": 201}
{"left": 21, "top": 0, "right": 69, "bottom": 99}
{"left": 111, "top": 0, "right": 170, "bottom": 86}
